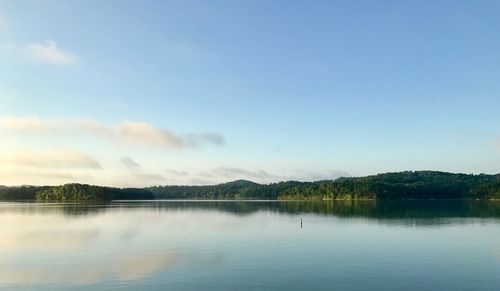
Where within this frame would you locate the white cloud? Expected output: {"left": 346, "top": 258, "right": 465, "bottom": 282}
{"left": 0, "top": 166, "right": 96, "bottom": 186}
{"left": 26, "top": 40, "right": 79, "bottom": 65}
{"left": 0, "top": 149, "right": 101, "bottom": 169}
{"left": 118, "top": 121, "right": 183, "bottom": 148}
{"left": 0, "top": 14, "right": 76, "bottom": 65}
{"left": 0, "top": 116, "right": 226, "bottom": 186}
{"left": 0, "top": 116, "right": 225, "bottom": 149}
{"left": 0, "top": 116, "right": 56, "bottom": 132}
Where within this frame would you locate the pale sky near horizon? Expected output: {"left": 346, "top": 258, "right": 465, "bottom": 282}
{"left": 0, "top": 0, "right": 499, "bottom": 187}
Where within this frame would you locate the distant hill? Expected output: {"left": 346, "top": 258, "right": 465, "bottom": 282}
{"left": 1, "top": 171, "right": 499, "bottom": 201}
{"left": 148, "top": 171, "right": 500, "bottom": 200}
{"left": 148, "top": 179, "right": 263, "bottom": 200}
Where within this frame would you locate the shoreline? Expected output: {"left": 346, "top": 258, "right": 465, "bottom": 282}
{"left": 1, "top": 198, "right": 499, "bottom": 203}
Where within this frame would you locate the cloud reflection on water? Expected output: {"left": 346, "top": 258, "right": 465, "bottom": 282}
{"left": 0, "top": 201, "right": 498, "bottom": 287}
{"left": 0, "top": 206, "right": 231, "bottom": 286}
{"left": 0, "top": 252, "right": 181, "bottom": 285}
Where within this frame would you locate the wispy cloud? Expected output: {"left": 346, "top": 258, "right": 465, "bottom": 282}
{"left": 128, "top": 172, "right": 166, "bottom": 186}
{"left": 0, "top": 166, "right": 94, "bottom": 186}
{"left": 0, "top": 116, "right": 225, "bottom": 149}
{"left": 186, "top": 133, "right": 226, "bottom": 147}
{"left": 26, "top": 40, "right": 79, "bottom": 65}
{"left": 116, "top": 156, "right": 167, "bottom": 186}
{"left": 0, "top": 149, "right": 101, "bottom": 169}
{"left": 286, "top": 169, "right": 350, "bottom": 181}
{"left": 209, "top": 167, "right": 277, "bottom": 180}
{"left": 0, "top": 116, "right": 63, "bottom": 132}
{"left": 113, "top": 169, "right": 166, "bottom": 188}
{"left": 162, "top": 167, "right": 350, "bottom": 185}
{"left": 164, "top": 169, "right": 189, "bottom": 177}
{"left": 120, "top": 156, "right": 141, "bottom": 169}
{"left": 0, "top": 12, "right": 76, "bottom": 65}
{"left": 118, "top": 121, "right": 183, "bottom": 148}
{"left": 203, "top": 167, "right": 349, "bottom": 183}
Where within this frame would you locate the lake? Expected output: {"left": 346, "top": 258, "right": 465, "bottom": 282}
{"left": 0, "top": 200, "right": 499, "bottom": 290}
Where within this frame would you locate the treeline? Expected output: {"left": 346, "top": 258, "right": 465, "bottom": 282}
{"left": 278, "top": 171, "right": 500, "bottom": 200}
{"left": 36, "top": 184, "right": 155, "bottom": 201}
{"left": 148, "top": 171, "right": 500, "bottom": 200}
{"left": 148, "top": 180, "right": 305, "bottom": 200}
{"left": 0, "top": 184, "right": 154, "bottom": 201}
{"left": 0, "top": 186, "right": 51, "bottom": 200}
{"left": 1, "top": 171, "right": 499, "bottom": 201}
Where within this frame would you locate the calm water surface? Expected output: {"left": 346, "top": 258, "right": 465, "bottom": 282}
{"left": 0, "top": 200, "right": 499, "bottom": 290}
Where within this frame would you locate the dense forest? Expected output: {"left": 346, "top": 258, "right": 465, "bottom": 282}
{"left": 35, "top": 184, "right": 155, "bottom": 201}
{"left": 0, "top": 171, "right": 499, "bottom": 201}
{"left": 149, "top": 171, "right": 500, "bottom": 200}
{"left": 0, "top": 185, "right": 51, "bottom": 200}
{"left": 0, "top": 184, "right": 154, "bottom": 201}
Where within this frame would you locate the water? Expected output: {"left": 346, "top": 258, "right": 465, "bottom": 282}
{"left": 0, "top": 200, "right": 499, "bottom": 290}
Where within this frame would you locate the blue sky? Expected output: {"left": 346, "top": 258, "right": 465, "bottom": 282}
{"left": 0, "top": 0, "right": 499, "bottom": 186}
